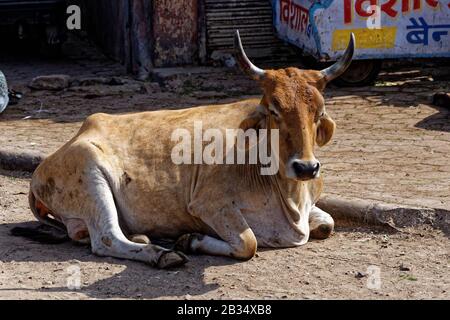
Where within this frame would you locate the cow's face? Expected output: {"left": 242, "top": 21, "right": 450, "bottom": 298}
{"left": 261, "top": 69, "right": 335, "bottom": 181}
{"left": 234, "top": 30, "right": 354, "bottom": 181}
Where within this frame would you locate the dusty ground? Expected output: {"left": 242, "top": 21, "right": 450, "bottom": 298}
{"left": 1, "top": 170, "right": 448, "bottom": 300}
{"left": 0, "top": 36, "right": 449, "bottom": 299}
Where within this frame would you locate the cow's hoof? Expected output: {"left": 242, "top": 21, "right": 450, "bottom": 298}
{"left": 174, "top": 234, "right": 192, "bottom": 253}
{"left": 310, "top": 224, "right": 334, "bottom": 240}
{"left": 174, "top": 233, "right": 202, "bottom": 253}
{"left": 156, "top": 251, "right": 189, "bottom": 269}
{"left": 130, "top": 234, "right": 151, "bottom": 244}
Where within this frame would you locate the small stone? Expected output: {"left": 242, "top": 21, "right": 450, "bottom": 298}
{"left": 109, "top": 77, "right": 126, "bottom": 86}
{"left": 355, "top": 272, "right": 367, "bottom": 279}
{"left": 399, "top": 264, "right": 411, "bottom": 271}
{"left": 145, "top": 82, "right": 161, "bottom": 93}
{"left": 78, "top": 77, "right": 109, "bottom": 86}
{"left": 69, "top": 259, "right": 81, "bottom": 264}
{"left": 29, "top": 75, "right": 71, "bottom": 90}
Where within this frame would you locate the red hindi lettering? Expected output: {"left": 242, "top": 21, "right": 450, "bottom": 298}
{"left": 290, "top": 3, "right": 309, "bottom": 32}
{"left": 425, "top": 0, "right": 439, "bottom": 7}
{"left": 402, "top": 0, "right": 422, "bottom": 11}
{"left": 280, "top": 0, "right": 291, "bottom": 23}
{"left": 355, "top": 0, "right": 378, "bottom": 17}
{"left": 344, "top": 0, "right": 353, "bottom": 24}
{"left": 381, "top": 0, "right": 398, "bottom": 17}
{"left": 300, "top": 7, "right": 309, "bottom": 32}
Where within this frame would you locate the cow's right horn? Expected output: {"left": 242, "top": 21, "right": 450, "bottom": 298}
{"left": 234, "top": 30, "right": 266, "bottom": 81}
{"left": 321, "top": 33, "right": 355, "bottom": 83}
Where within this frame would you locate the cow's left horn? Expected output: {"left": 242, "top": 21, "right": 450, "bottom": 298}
{"left": 321, "top": 33, "right": 355, "bottom": 83}
{"left": 234, "top": 30, "right": 266, "bottom": 80}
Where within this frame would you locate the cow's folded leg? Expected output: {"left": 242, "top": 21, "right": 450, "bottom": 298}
{"left": 89, "top": 213, "right": 187, "bottom": 269}
{"left": 176, "top": 207, "right": 257, "bottom": 260}
{"left": 175, "top": 233, "right": 235, "bottom": 256}
{"left": 309, "top": 205, "right": 334, "bottom": 240}
{"left": 86, "top": 175, "right": 188, "bottom": 269}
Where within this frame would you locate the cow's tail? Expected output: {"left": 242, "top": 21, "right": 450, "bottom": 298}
{"left": 10, "top": 191, "right": 69, "bottom": 244}
{"left": 28, "top": 190, "right": 66, "bottom": 231}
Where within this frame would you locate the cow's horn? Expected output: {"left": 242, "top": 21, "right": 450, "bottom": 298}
{"left": 234, "top": 30, "right": 266, "bottom": 80}
{"left": 321, "top": 33, "right": 355, "bottom": 82}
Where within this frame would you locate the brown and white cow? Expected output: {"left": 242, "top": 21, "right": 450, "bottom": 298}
{"left": 28, "top": 31, "right": 355, "bottom": 268}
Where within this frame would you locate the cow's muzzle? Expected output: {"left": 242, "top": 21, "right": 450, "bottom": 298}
{"left": 291, "top": 160, "right": 321, "bottom": 181}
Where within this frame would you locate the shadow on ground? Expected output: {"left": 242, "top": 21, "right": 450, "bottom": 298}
{"left": 0, "top": 221, "right": 237, "bottom": 299}
{"left": 415, "top": 105, "right": 450, "bottom": 132}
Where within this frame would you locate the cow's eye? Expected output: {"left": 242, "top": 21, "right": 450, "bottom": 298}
{"left": 268, "top": 104, "right": 281, "bottom": 118}
{"left": 315, "top": 110, "right": 325, "bottom": 123}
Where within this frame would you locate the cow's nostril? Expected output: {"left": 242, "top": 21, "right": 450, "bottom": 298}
{"left": 293, "top": 161, "right": 305, "bottom": 176}
{"left": 312, "top": 162, "right": 321, "bottom": 176}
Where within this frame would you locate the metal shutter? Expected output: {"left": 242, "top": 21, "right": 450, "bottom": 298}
{"left": 204, "top": 0, "right": 297, "bottom": 63}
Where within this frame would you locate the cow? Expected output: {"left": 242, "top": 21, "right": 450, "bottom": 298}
{"left": 27, "top": 31, "right": 355, "bottom": 269}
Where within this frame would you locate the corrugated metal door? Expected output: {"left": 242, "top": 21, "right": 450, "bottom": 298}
{"left": 204, "top": 0, "right": 297, "bottom": 63}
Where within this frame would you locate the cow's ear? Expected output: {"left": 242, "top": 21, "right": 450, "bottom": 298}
{"left": 237, "top": 109, "right": 267, "bottom": 151}
{"left": 300, "top": 70, "right": 327, "bottom": 92}
{"left": 239, "top": 109, "right": 266, "bottom": 131}
{"left": 316, "top": 113, "right": 335, "bottom": 147}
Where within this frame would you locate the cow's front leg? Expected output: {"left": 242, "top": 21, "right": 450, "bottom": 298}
{"left": 175, "top": 205, "right": 257, "bottom": 260}
{"left": 309, "top": 205, "right": 334, "bottom": 239}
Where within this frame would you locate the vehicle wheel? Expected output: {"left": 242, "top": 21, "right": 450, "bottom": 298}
{"left": 333, "top": 59, "right": 382, "bottom": 87}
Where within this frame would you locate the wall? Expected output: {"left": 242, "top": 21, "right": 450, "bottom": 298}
{"left": 152, "top": 0, "right": 199, "bottom": 67}
{"left": 82, "top": 0, "right": 200, "bottom": 71}
{"left": 81, "top": 0, "right": 129, "bottom": 65}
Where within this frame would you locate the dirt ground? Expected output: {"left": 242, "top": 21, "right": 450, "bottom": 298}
{"left": 0, "top": 36, "right": 449, "bottom": 299}
{"left": 0, "top": 170, "right": 448, "bottom": 300}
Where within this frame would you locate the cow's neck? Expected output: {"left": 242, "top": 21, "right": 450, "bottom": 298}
{"left": 237, "top": 159, "right": 308, "bottom": 230}
{"left": 238, "top": 112, "right": 308, "bottom": 224}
